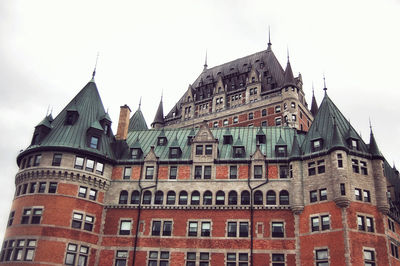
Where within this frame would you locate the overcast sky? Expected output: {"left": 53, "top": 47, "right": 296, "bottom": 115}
{"left": 1, "top": 0, "right": 400, "bottom": 239}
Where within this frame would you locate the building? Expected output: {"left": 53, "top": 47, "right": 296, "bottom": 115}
{"left": 2, "top": 40, "right": 400, "bottom": 266}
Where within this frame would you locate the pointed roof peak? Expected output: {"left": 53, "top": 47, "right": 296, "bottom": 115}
{"left": 151, "top": 97, "right": 165, "bottom": 128}
{"left": 267, "top": 26, "right": 272, "bottom": 47}
{"left": 138, "top": 97, "right": 142, "bottom": 110}
{"left": 283, "top": 59, "right": 296, "bottom": 87}
{"left": 91, "top": 52, "right": 100, "bottom": 82}
{"left": 323, "top": 74, "right": 327, "bottom": 94}
{"left": 369, "top": 126, "right": 383, "bottom": 159}
{"left": 290, "top": 130, "right": 302, "bottom": 159}
{"left": 203, "top": 50, "right": 208, "bottom": 71}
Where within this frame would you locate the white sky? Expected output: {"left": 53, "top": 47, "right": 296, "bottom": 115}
{"left": 0, "top": 0, "right": 400, "bottom": 239}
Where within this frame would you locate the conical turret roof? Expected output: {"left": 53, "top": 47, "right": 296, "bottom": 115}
{"left": 369, "top": 129, "right": 384, "bottom": 159}
{"left": 151, "top": 98, "right": 164, "bottom": 127}
{"left": 283, "top": 60, "right": 296, "bottom": 87}
{"left": 129, "top": 108, "right": 148, "bottom": 131}
{"left": 310, "top": 90, "right": 319, "bottom": 116}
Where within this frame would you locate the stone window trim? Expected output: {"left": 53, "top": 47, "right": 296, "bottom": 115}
{"left": 115, "top": 250, "right": 128, "bottom": 266}
{"left": 310, "top": 213, "right": 331, "bottom": 232}
{"left": 354, "top": 188, "right": 371, "bottom": 202}
{"left": 226, "top": 220, "right": 250, "bottom": 238}
{"left": 64, "top": 242, "right": 89, "bottom": 266}
{"left": 363, "top": 248, "right": 376, "bottom": 265}
{"left": 20, "top": 207, "right": 43, "bottom": 225}
{"left": 314, "top": 247, "right": 329, "bottom": 266}
{"left": 150, "top": 219, "right": 173, "bottom": 237}
{"left": 73, "top": 156, "right": 105, "bottom": 176}
{"left": 388, "top": 218, "right": 396, "bottom": 233}
{"left": 357, "top": 214, "right": 375, "bottom": 233}
{"left": 71, "top": 211, "right": 95, "bottom": 232}
{"left": 119, "top": 219, "right": 132, "bottom": 235}
{"left": 187, "top": 219, "right": 212, "bottom": 237}
{"left": 1, "top": 238, "right": 37, "bottom": 262}
{"left": 271, "top": 221, "right": 285, "bottom": 238}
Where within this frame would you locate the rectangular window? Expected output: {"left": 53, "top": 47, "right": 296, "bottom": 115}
{"left": 48, "top": 182, "right": 57, "bottom": 193}
{"left": 29, "top": 182, "right": 36, "bottom": 194}
{"left": 391, "top": 243, "right": 399, "bottom": 259}
{"left": 201, "top": 222, "right": 211, "bottom": 237}
{"left": 254, "top": 165, "right": 262, "bottom": 179}
{"left": 89, "top": 136, "right": 99, "bottom": 149}
{"left": 227, "top": 222, "right": 237, "bottom": 237}
{"left": 188, "top": 222, "right": 198, "bottom": 236}
{"left": 315, "top": 249, "right": 329, "bottom": 265}
{"left": 22, "top": 183, "right": 28, "bottom": 194}
{"left": 89, "top": 189, "right": 97, "bottom": 200}
{"left": 78, "top": 186, "right": 87, "bottom": 198}
{"left": 363, "top": 190, "right": 371, "bottom": 202}
{"left": 272, "top": 253, "right": 285, "bottom": 266}
{"left": 230, "top": 166, "right": 237, "bottom": 179}
{"left": 187, "top": 252, "right": 196, "bottom": 266}
{"left": 311, "top": 217, "right": 320, "bottom": 232}
{"left": 21, "top": 208, "right": 43, "bottom": 224}
{"left": 119, "top": 220, "right": 131, "bottom": 235}
{"left": 65, "top": 243, "right": 89, "bottom": 266}
{"left": 352, "top": 159, "right": 359, "bottom": 173}
{"left": 38, "top": 182, "right": 46, "bottom": 193}
{"left": 272, "top": 222, "right": 284, "bottom": 238}
{"left": 196, "top": 145, "right": 203, "bottom": 155}
{"left": 95, "top": 162, "right": 104, "bottom": 175}
{"left": 71, "top": 213, "right": 83, "bottom": 229}
{"left": 279, "top": 165, "right": 288, "bottom": 178}
{"left": 169, "top": 166, "right": 177, "bottom": 179}
{"left": 205, "top": 145, "right": 213, "bottom": 155}
{"left": 85, "top": 159, "right": 94, "bottom": 172}
{"left": 355, "top": 188, "right": 362, "bottom": 201}
{"left": 308, "top": 162, "right": 316, "bottom": 176}
{"left": 3, "top": 239, "right": 36, "bottom": 262}
{"left": 26, "top": 156, "right": 33, "bottom": 168}
{"left": 319, "top": 188, "right": 327, "bottom": 201}
{"left": 275, "top": 105, "right": 281, "bottom": 113}
{"left": 204, "top": 166, "right": 211, "bottom": 179}
{"left": 7, "top": 211, "right": 14, "bottom": 227}
{"left": 148, "top": 251, "right": 169, "bottom": 266}
{"left": 366, "top": 217, "right": 374, "bottom": 232}
{"left": 363, "top": 249, "right": 375, "bottom": 265}
{"left": 239, "top": 222, "right": 249, "bottom": 237}
{"left": 275, "top": 117, "right": 282, "bottom": 126}
{"left": 317, "top": 160, "right": 325, "bottom": 173}
{"left": 162, "top": 221, "right": 172, "bottom": 236}
{"left": 321, "top": 215, "right": 330, "bottom": 230}
{"left": 84, "top": 215, "right": 94, "bottom": 231}
{"left": 33, "top": 154, "right": 41, "bottom": 166}
{"left": 226, "top": 252, "right": 248, "bottom": 266}
{"left": 194, "top": 166, "right": 202, "bottom": 179}
{"left": 123, "top": 167, "right": 131, "bottom": 179}
{"left": 310, "top": 190, "right": 318, "bottom": 203}
{"left": 152, "top": 221, "right": 161, "bottom": 236}
{"left": 115, "top": 250, "right": 128, "bottom": 266}
{"left": 358, "top": 216, "right": 365, "bottom": 231}
{"left": 337, "top": 153, "right": 343, "bottom": 168}
{"left": 388, "top": 218, "right": 396, "bottom": 232}
{"left": 74, "top": 157, "right": 84, "bottom": 170}
{"left": 340, "top": 183, "right": 346, "bottom": 196}
{"left": 145, "top": 166, "right": 154, "bottom": 179}
{"left": 361, "top": 161, "right": 368, "bottom": 175}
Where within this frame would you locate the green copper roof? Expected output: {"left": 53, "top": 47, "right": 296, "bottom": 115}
{"left": 301, "top": 93, "right": 369, "bottom": 155}
{"left": 20, "top": 81, "right": 116, "bottom": 160}
{"left": 331, "top": 120, "right": 346, "bottom": 150}
{"left": 125, "top": 126, "right": 304, "bottom": 161}
{"left": 128, "top": 109, "right": 148, "bottom": 131}
{"left": 289, "top": 130, "right": 302, "bottom": 159}
{"left": 36, "top": 114, "right": 53, "bottom": 129}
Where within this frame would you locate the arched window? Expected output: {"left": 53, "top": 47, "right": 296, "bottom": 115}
{"left": 167, "top": 191, "right": 175, "bottom": 205}
{"left": 191, "top": 191, "right": 200, "bottom": 205}
{"left": 216, "top": 191, "right": 225, "bottom": 205}
{"left": 179, "top": 191, "right": 188, "bottom": 205}
{"left": 203, "top": 191, "right": 212, "bottom": 205}
{"left": 254, "top": 190, "right": 263, "bottom": 205}
{"left": 228, "top": 191, "right": 238, "bottom": 205}
{"left": 119, "top": 190, "right": 128, "bottom": 204}
{"left": 279, "top": 190, "right": 289, "bottom": 205}
{"left": 154, "top": 191, "right": 163, "bottom": 205}
{"left": 142, "top": 191, "right": 151, "bottom": 204}
{"left": 266, "top": 190, "right": 276, "bottom": 205}
{"left": 131, "top": 190, "right": 140, "bottom": 204}
{"left": 241, "top": 191, "right": 250, "bottom": 205}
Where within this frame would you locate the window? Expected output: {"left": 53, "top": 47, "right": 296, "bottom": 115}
{"left": 123, "top": 167, "right": 131, "bottom": 179}
{"left": 22, "top": 183, "right": 28, "bottom": 195}
{"left": 233, "top": 147, "right": 245, "bottom": 158}
{"left": 145, "top": 166, "right": 154, "bottom": 179}
{"left": 358, "top": 216, "right": 374, "bottom": 232}
{"left": 291, "top": 102, "right": 296, "bottom": 108}
{"left": 213, "top": 121, "right": 218, "bottom": 128}
{"left": 361, "top": 161, "right": 368, "bottom": 175}
{"left": 142, "top": 191, "right": 152, "bottom": 204}
{"left": 226, "top": 253, "right": 248, "bottom": 266}
{"left": 271, "top": 222, "right": 284, "bottom": 237}
{"left": 187, "top": 252, "right": 210, "bottom": 266}
{"left": 194, "top": 166, "right": 202, "bottom": 179}
{"left": 292, "top": 114, "right": 296, "bottom": 121}
{"left": 191, "top": 191, "right": 200, "bottom": 205}
{"left": 388, "top": 218, "right": 396, "bottom": 232}
{"left": 315, "top": 249, "right": 329, "bottom": 266}
{"left": 89, "top": 136, "right": 99, "bottom": 149}
{"left": 272, "top": 253, "right": 285, "bottom": 266}
{"left": 267, "top": 190, "right": 276, "bottom": 205}
{"left": 279, "top": 165, "right": 288, "bottom": 178}
{"left": 241, "top": 191, "right": 250, "bottom": 205}
{"left": 188, "top": 222, "right": 198, "bottom": 236}
{"left": 366, "top": 217, "right": 374, "bottom": 232}
{"left": 33, "top": 154, "right": 41, "bottom": 166}
{"left": 262, "top": 109, "right": 267, "bottom": 116}
{"left": 21, "top": 208, "right": 42, "bottom": 224}
{"left": 7, "top": 211, "right": 14, "bottom": 227}
{"left": 119, "top": 191, "right": 128, "bottom": 204}
{"left": 262, "top": 121, "right": 267, "bottom": 127}
{"left": 29, "top": 182, "right": 36, "bottom": 193}
{"left": 355, "top": 188, "right": 362, "bottom": 201}
{"left": 38, "top": 182, "right": 46, "bottom": 193}
{"left": 157, "top": 137, "right": 167, "bottom": 146}
{"left": 279, "top": 190, "right": 289, "bottom": 205}
{"left": 239, "top": 222, "right": 249, "bottom": 237}
{"left": 196, "top": 145, "right": 203, "bottom": 155}
{"left": 254, "top": 190, "right": 263, "bottom": 205}
{"left": 230, "top": 166, "right": 237, "bottom": 179}
{"left": 131, "top": 148, "right": 142, "bottom": 159}
{"left": 391, "top": 242, "right": 399, "bottom": 259}
{"left": 284, "top": 103, "right": 287, "bottom": 110}
{"left": 275, "top": 117, "right": 282, "bottom": 126}
{"left": 85, "top": 159, "right": 94, "bottom": 172}
{"left": 154, "top": 191, "right": 163, "bottom": 205}
{"left": 169, "top": 147, "right": 180, "bottom": 158}
{"left": 65, "top": 243, "right": 89, "bottom": 266}
{"left": 204, "top": 166, "right": 211, "bottom": 179}
{"left": 311, "top": 217, "right": 320, "bottom": 232}
{"left": 254, "top": 165, "right": 262, "bottom": 179}
{"left": 71, "top": 212, "right": 94, "bottom": 232}
{"left": 3, "top": 238, "right": 37, "bottom": 262}
{"left": 223, "top": 119, "right": 228, "bottom": 126}
{"left": 340, "top": 183, "right": 346, "bottom": 196}
{"left": 352, "top": 159, "right": 360, "bottom": 173}
{"left": 228, "top": 191, "right": 237, "bottom": 205}
{"left": 78, "top": 186, "right": 87, "bottom": 198}
{"left": 148, "top": 251, "right": 169, "bottom": 266}
{"left": 95, "top": 162, "right": 104, "bottom": 175}
{"left": 233, "top": 116, "right": 238, "bottom": 123}
{"left": 205, "top": 145, "right": 213, "bottom": 155}
{"left": 169, "top": 166, "right": 177, "bottom": 179}
{"left": 228, "top": 222, "right": 237, "bottom": 237}
{"left": 363, "top": 249, "right": 375, "bottom": 266}
{"left": 363, "top": 190, "right": 371, "bottom": 202}
{"left": 275, "top": 105, "right": 281, "bottom": 113}
{"left": 308, "top": 162, "right": 316, "bottom": 176}
{"left": 165, "top": 191, "right": 174, "bottom": 205}
{"left": 179, "top": 191, "right": 188, "bottom": 205}
{"left": 115, "top": 250, "right": 128, "bottom": 266}
{"left": 201, "top": 222, "right": 211, "bottom": 236}
{"left": 337, "top": 153, "right": 343, "bottom": 168}
{"left": 152, "top": 221, "right": 172, "bottom": 236}
{"left": 248, "top": 113, "right": 253, "bottom": 120}
{"left": 216, "top": 191, "right": 225, "bottom": 205}
{"left": 312, "top": 139, "right": 323, "bottom": 152}
{"left": 89, "top": 189, "right": 97, "bottom": 200}
{"left": 317, "top": 160, "right": 325, "bottom": 173}
{"left": 319, "top": 188, "right": 327, "bottom": 201}
{"left": 130, "top": 190, "right": 140, "bottom": 204}
{"left": 74, "top": 157, "right": 84, "bottom": 169}
{"left": 26, "top": 156, "right": 32, "bottom": 168}
{"left": 203, "top": 191, "right": 212, "bottom": 205}
{"left": 311, "top": 215, "right": 330, "bottom": 232}
{"left": 119, "top": 220, "right": 131, "bottom": 235}
{"left": 275, "top": 146, "right": 287, "bottom": 157}
{"left": 310, "top": 190, "right": 318, "bottom": 203}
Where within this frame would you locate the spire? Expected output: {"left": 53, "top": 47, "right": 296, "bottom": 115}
{"left": 139, "top": 97, "right": 142, "bottom": 110}
{"left": 323, "top": 74, "right": 327, "bottom": 94}
{"left": 310, "top": 86, "right": 319, "bottom": 116}
{"left": 289, "top": 130, "right": 302, "bottom": 159}
{"left": 369, "top": 126, "right": 383, "bottom": 159}
{"left": 151, "top": 96, "right": 165, "bottom": 129}
{"left": 268, "top": 26, "right": 272, "bottom": 47}
{"left": 91, "top": 52, "right": 99, "bottom": 82}
{"left": 203, "top": 50, "right": 208, "bottom": 71}
{"left": 283, "top": 56, "right": 296, "bottom": 87}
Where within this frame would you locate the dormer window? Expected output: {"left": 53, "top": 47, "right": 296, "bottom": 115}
{"left": 169, "top": 147, "right": 181, "bottom": 159}
{"left": 275, "top": 146, "right": 287, "bottom": 157}
{"left": 65, "top": 110, "right": 79, "bottom": 125}
{"left": 349, "top": 139, "right": 358, "bottom": 150}
{"left": 256, "top": 135, "right": 266, "bottom": 144}
{"left": 187, "top": 136, "right": 193, "bottom": 145}
{"left": 312, "top": 139, "right": 323, "bottom": 152}
{"left": 89, "top": 136, "right": 99, "bottom": 149}
{"left": 131, "top": 148, "right": 142, "bottom": 159}
{"left": 157, "top": 137, "right": 167, "bottom": 146}
{"left": 223, "top": 135, "right": 233, "bottom": 145}
{"left": 233, "top": 147, "right": 245, "bottom": 158}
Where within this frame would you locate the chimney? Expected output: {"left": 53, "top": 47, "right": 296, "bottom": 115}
{"left": 116, "top": 104, "right": 131, "bottom": 140}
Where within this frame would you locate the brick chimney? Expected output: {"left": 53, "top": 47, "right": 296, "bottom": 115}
{"left": 116, "top": 104, "right": 131, "bottom": 140}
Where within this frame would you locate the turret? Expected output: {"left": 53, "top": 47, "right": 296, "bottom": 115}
{"left": 289, "top": 130, "right": 304, "bottom": 214}
{"left": 151, "top": 98, "right": 165, "bottom": 129}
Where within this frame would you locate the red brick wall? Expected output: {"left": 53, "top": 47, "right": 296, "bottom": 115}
{"left": 216, "top": 165, "right": 228, "bottom": 179}
{"left": 178, "top": 165, "right": 190, "bottom": 180}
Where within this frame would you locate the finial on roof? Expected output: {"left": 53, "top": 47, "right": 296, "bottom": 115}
{"left": 369, "top": 117, "right": 372, "bottom": 131}
{"left": 203, "top": 50, "right": 208, "bottom": 70}
{"left": 139, "top": 97, "right": 142, "bottom": 110}
{"left": 268, "top": 26, "right": 271, "bottom": 46}
{"left": 91, "top": 52, "right": 99, "bottom": 81}
{"left": 323, "top": 74, "right": 327, "bottom": 93}
{"left": 287, "top": 46, "right": 290, "bottom": 61}
{"left": 46, "top": 105, "right": 50, "bottom": 116}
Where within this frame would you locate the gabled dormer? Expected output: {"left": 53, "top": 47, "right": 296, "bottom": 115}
{"left": 223, "top": 128, "right": 233, "bottom": 145}
{"left": 169, "top": 136, "right": 182, "bottom": 159}
{"left": 233, "top": 136, "right": 245, "bottom": 158}
{"left": 65, "top": 103, "right": 79, "bottom": 125}
{"left": 100, "top": 112, "right": 112, "bottom": 136}
{"left": 256, "top": 127, "right": 266, "bottom": 145}
{"left": 345, "top": 124, "right": 360, "bottom": 150}
{"left": 187, "top": 128, "right": 196, "bottom": 145}
{"left": 192, "top": 122, "right": 218, "bottom": 160}
{"left": 275, "top": 135, "right": 287, "bottom": 157}
{"left": 130, "top": 138, "right": 143, "bottom": 159}
{"left": 31, "top": 114, "right": 53, "bottom": 145}
{"left": 157, "top": 129, "right": 168, "bottom": 146}
{"left": 86, "top": 120, "right": 103, "bottom": 149}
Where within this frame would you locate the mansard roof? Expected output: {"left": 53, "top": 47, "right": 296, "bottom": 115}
{"left": 124, "top": 126, "right": 304, "bottom": 161}
{"left": 18, "top": 80, "right": 116, "bottom": 162}
{"left": 128, "top": 108, "right": 148, "bottom": 131}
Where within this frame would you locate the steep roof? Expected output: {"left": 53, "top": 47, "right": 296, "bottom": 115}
{"left": 128, "top": 109, "right": 148, "bottom": 131}
{"left": 301, "top": 92, "right": 369, "bottom": 155}
{"left": 151, "top": 99, "right": 164, "bottom": 127}
{"left": 369, "top": 129, "right": 384, "bottom": 159}
{"left": 18, "top": 80, "right": 116, "bottom": 161}
{"left": 283, "top": 60, "right": 296, "bottom": 87}
{"left": 310, "top": 90, "right": 319, "bottom": 116}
